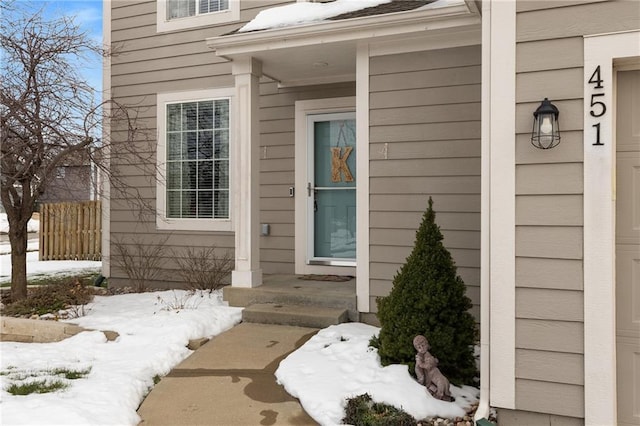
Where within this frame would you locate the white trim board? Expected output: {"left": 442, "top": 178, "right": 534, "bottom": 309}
{"left": 487, "top": 0, "right": 516, "bottom": 410}
{"left": 583, "top": 29, "right": 640, "bottom": 426}
{"left": 101, "top": 0, "right": 112, "bottom": 279}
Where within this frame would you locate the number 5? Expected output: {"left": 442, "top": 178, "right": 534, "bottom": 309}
{"left": 590, "top": 93, "right": 606, "bottom": 118}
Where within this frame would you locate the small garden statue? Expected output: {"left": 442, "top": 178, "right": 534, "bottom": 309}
{"left": 413, "top": 335, "right": 454, "bottom": 402}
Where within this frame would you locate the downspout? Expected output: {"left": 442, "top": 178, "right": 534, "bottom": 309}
{"left": 474, "top": 0, "right": 491, "bottom": 422}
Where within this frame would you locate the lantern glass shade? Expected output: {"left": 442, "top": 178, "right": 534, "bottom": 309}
{"left": 531, "top": 98, "right": 560, "bottom": 149}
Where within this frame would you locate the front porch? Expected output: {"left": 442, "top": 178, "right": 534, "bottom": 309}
{"left": 223, "top": 274, "right": 358, "bottom": 327}
{"left": 205, "top": 1, "right": 483, "bottom": 319}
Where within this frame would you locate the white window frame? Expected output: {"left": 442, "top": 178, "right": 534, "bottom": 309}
{"left": 156, "top": 88, "right": 234, "bottom": 232}
{"left": 156, "top": 0, "right": 240, "bottom": 33}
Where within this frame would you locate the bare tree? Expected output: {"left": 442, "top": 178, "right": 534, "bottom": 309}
{"left": 1, "top": 6, "right": 151, "bottom": 301}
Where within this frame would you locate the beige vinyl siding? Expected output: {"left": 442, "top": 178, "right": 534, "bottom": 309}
{"left": 368, "top": 45, "right": 481, "bottom": 315}
{"left": 258, "top": 81, "right": 356, "bottom": 274}
{"left": 108, "top": 0, "right": 293, "bottom": 287}
{"left": 513, "top": 0, "right": 640, "bottom": 419}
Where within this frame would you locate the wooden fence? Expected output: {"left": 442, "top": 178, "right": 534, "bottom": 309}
{"left": 39, "top": 201, "right": 102, "bottom": 261}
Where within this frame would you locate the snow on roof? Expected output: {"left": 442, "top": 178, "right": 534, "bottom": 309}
{"left": 238, "top": 0, "right": 465, "bottom": 33}
{"left": 239, "top": 0, "right": 392, "bottom": 33}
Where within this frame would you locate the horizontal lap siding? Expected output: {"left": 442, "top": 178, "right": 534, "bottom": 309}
{"left": 368, "top": 45, "right": 481, "bottom": 315}
{"left": 109, "top": 0, "right": 292, "bottom": 287}
{"left": 513, "top": 0, "right": 640, "bottom": 418}
{"left": 258, "top": 81, "right": 356, "bottom": 274}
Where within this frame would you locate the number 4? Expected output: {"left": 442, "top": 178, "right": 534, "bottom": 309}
{"left": 589, "top": 66, "right": 604, "bottom": 89}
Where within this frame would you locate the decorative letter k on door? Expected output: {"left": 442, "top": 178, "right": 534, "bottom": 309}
{"left": 331, "top": 146, "right": 354, "bottom": 182}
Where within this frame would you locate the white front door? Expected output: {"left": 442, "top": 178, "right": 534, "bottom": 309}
{"left": 616, "top": 69, "right": 640, "bottom": 426}
{"left": 306, "top": 112, "right": 356, "bottom": 266}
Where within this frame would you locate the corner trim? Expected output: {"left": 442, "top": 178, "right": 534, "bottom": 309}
{"left": 101, "top": 0, "right": 111, "bottom": 278}
{"left": 488, "top": 0, "right": 516, "bottom": 410}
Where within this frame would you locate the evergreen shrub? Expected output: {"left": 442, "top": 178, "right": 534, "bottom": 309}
{"left": 370, "top": 197, "right": 478, "bottom": 385}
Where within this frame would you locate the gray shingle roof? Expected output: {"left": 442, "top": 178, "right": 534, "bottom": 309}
{"left": 328, "top": 0, "right": 436, "bottom": 21}
{"left": 224, "top": 0, "right": 439, "bottom": 36}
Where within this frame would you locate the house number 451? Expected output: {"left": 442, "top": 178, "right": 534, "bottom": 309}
{"left": 588, "top": 65, "right": 606, "bottom": 146}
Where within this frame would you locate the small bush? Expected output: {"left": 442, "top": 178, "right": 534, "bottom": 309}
{"left": 2, "top": 279, "right": 93, "bottom": 317}
{"left": 156, "top": 290, "right": 202, "bottom": 311}
{"left": 7, "top": 379, "right": 69, "bottom": 395}
{"left": 173, "top": 246, "right": 233, "bottom": 292}
{"left": 111, "top": 236, "right": 169, "bottom": 292}
{"left": 342, "top": 394, "right": 417, "bottom": 426}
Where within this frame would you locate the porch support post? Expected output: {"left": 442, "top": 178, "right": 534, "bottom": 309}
{"left": 231, "top": 57, "right": 263, "bottom": 288}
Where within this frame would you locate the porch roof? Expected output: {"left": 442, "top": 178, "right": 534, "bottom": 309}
{"left": 205, "top": 0, "right": 481, "bottom": 87}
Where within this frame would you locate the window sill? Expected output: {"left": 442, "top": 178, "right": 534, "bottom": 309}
{"left": 156, "top": 217, "right": 233, "bottom": 232}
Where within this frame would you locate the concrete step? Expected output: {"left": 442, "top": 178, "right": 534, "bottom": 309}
{"left": 224, "top": 286, "right": 356, "bottom": 320}
{"left": 242, "top": 303, "right": 349, "bottom": 328}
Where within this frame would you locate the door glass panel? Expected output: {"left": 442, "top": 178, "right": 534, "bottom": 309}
{"left": 313, "top": 118, "right": 356, "bottom": 260}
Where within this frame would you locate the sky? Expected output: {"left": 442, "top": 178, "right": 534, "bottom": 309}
{"left": 26, "top": 0, "right": 104, "bottom": 96}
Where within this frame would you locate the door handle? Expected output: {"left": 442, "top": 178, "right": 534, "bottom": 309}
{"left": 307, "top": 182, "right": 313, "bottom": 197}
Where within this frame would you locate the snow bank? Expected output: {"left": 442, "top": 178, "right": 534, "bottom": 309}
{"left": 276, "top": 323, "right": 479, "bottom": 425}
{"left": 0, "top": 290, "right": 243, "bottom": 425}
{"left": 0, "top": 213, "right": 39, "bottom": 234}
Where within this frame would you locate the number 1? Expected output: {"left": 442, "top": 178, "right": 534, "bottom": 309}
{"left": 592, "top": 122, "right": 604, "bottom": 146}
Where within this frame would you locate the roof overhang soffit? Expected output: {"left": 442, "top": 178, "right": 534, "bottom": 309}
{"left": 205, "top": 2, "right": 481, "bottom": 86}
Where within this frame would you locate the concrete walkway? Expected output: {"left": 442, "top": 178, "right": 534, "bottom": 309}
{"left": 137, "top": 323, "right": 319, "bottom": 426}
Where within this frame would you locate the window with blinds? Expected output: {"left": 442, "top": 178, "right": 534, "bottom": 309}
{"left": 165, "top": 99, "right": 230, "bottom": 219}
{"left": 167, "top": 0, "right": 230, "bottom": 20}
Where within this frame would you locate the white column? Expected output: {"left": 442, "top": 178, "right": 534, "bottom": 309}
{"left": 355, "top": 43, "right": 370, "bottom": 312}
{"left": 231, "top": 57, "right": 262, "bottom": 288}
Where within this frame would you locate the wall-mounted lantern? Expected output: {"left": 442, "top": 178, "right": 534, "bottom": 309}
{"left": 531, "top": 98, "right": 560, "bottom": 149}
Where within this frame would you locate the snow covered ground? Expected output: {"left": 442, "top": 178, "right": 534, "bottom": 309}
{"left": 0, "top": 251, "right": 101, "bottom": 283}
{"left": 1, "top": 235, "right": 478, "bottom": 425}
{"left": 276, "top": 323, "right": 479, "bottom": 425}
{"left": 1, "top": 300, "right": 478, "bottom": 426}
{"left": 0, "top": 213, "right": 39, "bottom": 235}
{"left": 1, "top": 290, "right": 243, "bottom": 425}
{"left": 0, "top": 212, "right": 101, "bottom": 282}
{"left": 1, "top": 299, "right": 478, "bottom": 426}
